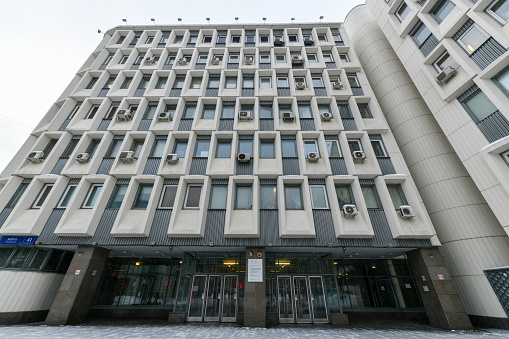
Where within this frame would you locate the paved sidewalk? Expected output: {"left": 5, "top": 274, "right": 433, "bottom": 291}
{"left": 0, "top": 321, "right": 508, "bottom": 339}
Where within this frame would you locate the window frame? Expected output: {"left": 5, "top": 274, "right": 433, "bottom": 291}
{"left": 120, "top": 77, "right": 133, "bottom": 89}
{"left": 259, "top": 139, "right": 275, "bottom": 159}
{"left": 231, "top": 35, "right": 241, "bottom": 43}
{"left": 347, "top": 74, "right": 360, "bottom": 87}
{"left": 371, "top": 139, "right": 388, "bottom": 157}
{"left": 85, "top": 77, "right": 98, "bottom": 89}
{"left": 108, "top": 184, "right": 128, "bottom": 209}
{"left": 158, "top": 184, "right": 178, "bottom": 209}
{"left": 82, "top": 184, "right": 102, "bottom": 209}
{"left": 326, "top": 140, "right": 342, "bottom": 157}
{"left": 194, "top": 140, "right": 210, "bottom": 158}
{"left": 457, "top": 23, "right": 490, "bottom": 55}
{"left": 57, "top": 184, "right": 77, "bottom": 208}
{"left": 260, "top": 76, "right": 272, "bottom": 89}
{"left": 322, "top": 53, "right": 334, "bottom": 63}
{"left": 493, "top": 66, "right": 509, "bottom": 97}
{"left": 203, "top": 36, "right": 213, "bottom": 43}
{"left": 277, "top": 77, "right": 289, "bottom": 88}
{"left": 304, "top": 139, "right": 319, "bottom": 155}
{"left": 338, "top": 53, "right": 350, "bottom": 62}
{"left": 190, "top": 77, "right": 202, "bottom": 89}
{"left": 260, "top": 185, "right": 278, "bottom": 209}
{"left": 317, "top": 33, "right": 328, "bottom": 42}
{"left": 288, "top": 34, "right": 298, "bottom": 43}
{"left": 348, "top": 139, "right": 363, "bottom": 154}
{"left": 32, "top": 184, "right": 54, "bottom": 209}
{"left": 85, "top": 105, "right": 100, "bottom": 119}
{"left": 395, "top": 2, "right": 410, "bottom": 22}
{"left": 225, "top": 77, "right": 238, "bottom": 89}
{"left": 486, "top": 0, "right": 509, "bottom": 25}
{"left": 284, "top": 185, "right": 304, "bottom": 210}
{"left": 228, "top": 54, "right": 240, "bottom": 63}
{"left": 260, "top": 54, "right": 271, "bottom": 64}
{"left": 358, "top": 103, "right": 373, "bottom": 118}
{"left": 431, "top": 0, "right": 455, "bottom": 23}
{"left": 260, "top": 35, "right": 269, "bottom": 43}
{"left": 432, "top": 51, "right": 460, "bottom": 72}
{"left": 155, "top": 77, "right": 168, "bottom": 89}
{"left": 184, "top": 184, "right": 202, "bottom": 209}
{"left": 235, "top": 185, "right": 253, "bottom": 210}
{"left": 145, "top": 36, "right": 154, "bottom": 44}
{"left": 173, "top": 140, "right": 188, "bottom": 158}
{"left": 132, "top": 184, "right": 153, "bottom": 209}
{"left": 119, "top": 55, "right": 129, "bottom": 64}
{"left": 335, "top": 185, "right": 355, "bottom": 209}
{"left": 216, "top": 139, "right": 232, "bottom": 158}
{"left": 310, "top": 185, "right": 329, "bottom": 209}
{"left": 307, "top": 54, "right": 318, "bottom": 63}
{"left": 312, "top": 77, "right": 324, "bottom": 88}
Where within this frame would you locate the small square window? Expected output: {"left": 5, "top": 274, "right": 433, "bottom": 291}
{"left": 194, "top": 140, "right": 210, "bottom": 157}
{"left": 229, "top": 55, "right": 240, "bottom": 63}
{"left": 184, "top": 184, "right": 202, "bottom": 209}
{"left": 183, "top": 105, "right": 196, "bottom": 119}
{"left": 304, "top": 139, "right": 319, "bottom": 155}
{"left": 276, "top": 54, "right": 286, "bottom": 63}
{"left": 396, "top": 2, "right": 410, "bottom": 22}
{"left": 217, "top": 36, "right": 227, "bottom": 43}
{"left": 243, "top": 77, "right": 254, "bottom": 88}
{"left": 85, "top": 77, "right": 98, "bottom": 89}
{"left": 461, "top": 89, "right": 499, "bottom": 122}
{"left": 326, "top": 140, "right": 342, "bottom": 157}
{"left": 202, "top": 105, "right": 216, "bottom": 119}
{"left": 318, "top": 33, "right": 327, "bottom": 41}
{"left": 213, "top": 55, "right": 223, "bottom": 64}
{"left": 145, "top": 36, "right": 154, "bottom": 44}
{"left": 348, "top": 139, "right": 363, "bottom": 154}
{"left": 155, "top": 77, "right": 168, "bottom": 89}
{"left": 174, "top": 140, "right": 188, "bottom": 158}
{"left": 312, "top": 77, "right": 324, "bottom": 87}
{"left": 191, "top": 77, "right": 202, "bottom": 89}
{"left": 260, "top": 35, "right": 269, "bottom": 43}
{"left": 198, "top": 54, "right": 208, "bottom": 63}
{"left": 203, "top": 36, "right": 212, "bottom": 43}
{"left": 83, "top": 184, "right": 102, "bottom": 209}
{"left": 307, "top": 54, "right": 318, "bottom": 63}
{"left": 412, "top": 24, "right": 432, "bottom": 47}
{"left": 323, "top": 53, "right": 334, "bottom": 63}
{"left": 277, "top": 77, "right": 289, "bottom": 87}
{"left": 246, "top": 36, "right": 255, "bottom": 43}
{"left": 188, "top": 36, "right": 198, "bottom": 44}
{"left": 339, "top": 53, "right": 349, "bottom": 62}
{"left": 487, "top": 0, "right": 509, "bottom": 24}
{"left": 431, "top": 0, "right": 455, "bottom": 23}
{"left": 358, "top": 103, "right": 373, "bottom": 118}
{"left": 85, "top": 105, "right": 100, "bottom": 119}
{"left": 433, "top": 51, "right": 459, "bottom": 72}
{"left": 294, "top": 77, "right": 306, "bottom": 87}
{"left": 288, "top": 35, "right": 298, "bottom": 42}
{"left": 371, "top": 140, "right": 388, "bottom": 157}
{"left": 225, "top": 77, "right": 237, "bottom": 89}
{"left": 173, "top": 77, "right": 185, "bottom": 89}
{"left": 208, "top": 77, "right": 220, "bottom": 89}
{"left": 174, "top": 35, "right": 183, "bottom": 44}
{"left": 119, "top": 55, "right": 129, "bottom": 64}
{"left": 347, "top": 75, "right": 360, "bottom": 87}
{"left": 231, "top": 35, "right": 241, "bottom": 43}
{"left": 260, "top": 55, "right": 270, "bottom": 63}
{"left": 116, "top": 36, "right": 125, "bottom": 44}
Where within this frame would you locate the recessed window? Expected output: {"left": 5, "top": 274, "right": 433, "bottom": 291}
{"left": 282, "top": 140, "right": 297, "bottom": 157}
{"left": 225, "top": 77, "right": 237, "bottom": 89}
{"left": 294, "top": 77, "right": 306, "bottom": 87}
{"left": 361, "top": 186, "right": 380, "bottom": 209}
{"left": 133, "top": 184, "right": 153, "bottom": 209}
{"left": 197, "top": 54, "right": 208, "bottom": 64}
{"left": 217, "top": 35, "right": 227, "bottom": 43}
{"left": 462, "top": 89, "right": 499, "bottom": 122}
{"left": 208, "top": 77, "right": 220, "bottom": 89}
{"left": 457, "top": 24, "right": 490, "bottom": 54}
{"left": 213, "top": 55, "right": 223, "bottom": 64}
{"left": 191, "top": 77, "right": 202, "bottom": 89}
{"left": 131, "top": 139, "right": 144, "bottom": 159}
{"left": 243, "top": 77, "right": 254, "bottom": 89}
{"left": 358, "top": 103, "right": 373, "bottom": 118}
{"left": 238, "top": 139, "right": 253, "bottom": 154}
{"left": 371, "top": 140, "right": 388, "bottom": 157}
{"left": 184, "top": 184, "right": 202, "bottom": 209}
{"left": 285, "top": 185, "right": 303, "bottom": 210}
{"left": 188, "top": 36, "right": 198, "bottom": 44}
{"left": 183, "top": 105, "right": 196, "bottom": 118}
{"left": 58, "top": 185, "right": 77, "bottom": 208}
{"left": 339, "top": 53, "right": 349, "bottom": 62}
{"left": 145, "top": 36, "right": 154, "bottom": 44}
{"left": 194, "top": 140, "right": 210, "bottom": 157}
{"left": 260, "top": 35, "right": 269, "bottom": 43}
{"left": 298, "top": 104, "right": 312, "bottom": 118}
{"left": 304, "top": 140, "right": 319, "bottom": 155}
{"left": 431, "top": 0, "right": 455, "bottom": 23}
{"left": 317, "top": 33, "right": 327, "bottom": 42}
{"left": 260, "top": 139, "right": 275, "bottom": 158}
{"left": 493, "top": 67, "right": 509, "bottom": 97}
{"left": 160, "top": 35, "right": 169, "bottom": 44}
{"left": 335, "top": 185, "right": 354, "bottom": 208}
{"left": 221, "top": 104, "right": 235, "bottom": 118}
{"left": 159, "top": 185, "right": 177, "bottom": 209}
{"left": 231, "top": 35, "right": 241, "bottom": 43}
{"left": 326, "top": 140, "right": 342, "bottom": 157}
{"left": 347, "top": 74, "right": 360, "bottom": 87}
{"left": 412, "top": 24, "right": 432, "bottom": 47}
{"left": 165, "top": 55, "right": 175, "bottom": 66}
{"left": 323, "top": 53, "right": 334, "bottom": 63}
{"left": 150, "top": 139, "right": 166, "bottom": 158}
{"left": 85, "top": 77, "right": 98, "bottom": 89}
{"left": 116, "top": 36, "right": 125, "bottom": 44}
{"left": 108, "top": 184, "right": 128, "bottom": 208}
{"left": 173, "top": 77, "right": 185, "bottom": 89}
{"left": 229, "top": 55, "right": 240, "bottom": 64}
{"left": 487, "top": 0, "right": 509, "bottom": 24}
{"left": 260, "top": 55, "right": 271, "bottom": 63}
{"left": 85, "top": 105, "right": 100, "bottom": 119}
{"left": 120, "top": 77, "right": 133, "bottom": 89}
{"left": 106, "top": 139, "right": 123, "bottom": 158}
{"left": 155, "top": 77, "right": 168, "bottom": 89}
{"left": 279, "top": 104, "right": 292, "bottom": 119}
{"left": 209, "top": 185, "right": 227, "bottom": 209}
{"left": 173, "top": 140, "right": 188, "bottom": 158}
{"left": 235, "top": 185, "right": 252, "bottom": 209}
{"left": 203, "top": 36, "right": 212, "bottom": 43}
{"left": 307, "top": 54, "right": 318, "bottom": 63}
{"left": 433, "top": 51, "right": 459, "bottom": 72}
{"left": 246, "top": 35, "right": 255, "bottom": 43}
{"left": 202, "top": 105, "right": 216, "bottom": 119}
{"left": 32, "top": 184, "right": 53, "bottom": 209}
{"left": 260, "top": 185, "right": 277, "bottom": 209}
{"left": 216, "top": 139, "right": 232, "bottom": 158}
{"left": 396, "top": 2, "right": 410, "bottom": 22}
{"left": 275, "top": 54, "right": 286, "bottom": 63}
{"left": 277, "top": 77, "right": 289, "bottom": 87}
{"left": 119, "top": 55, "right": 129, "bottom": 64}
{"left": 260, "top": 77, "right": 271, "bottom": 88}
{"left": 348, "top": 139, "right": 363, "bottom": 153}
{"left": 83, "top": 184, "right": 102, "bottom": 209}
{"left": 388, "top": 185, "right": 405, "bottom": 210}
{"left": 174, "top": 35, "right": 183, "bottom": 44}
{"left": 288, "top": 34, "right": 298, "bottom": 42}
{"left": 310, "top": 185, "right": 329, "bottom": 209}
{"left": 312, "top": 77, "right": 324, "bottom": 87}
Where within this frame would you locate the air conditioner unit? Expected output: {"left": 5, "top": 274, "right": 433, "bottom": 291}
{"left": 307, "top": 152, "right": 319, "bottom": 162}
{"left": 211, "top": 58, "right": 220, "bottom": 65}
{"left": 245, "top": 57, "right": 254, "bottom": 65}
{"left": 238, "top": 153, "right": 251, "bottom": 162}
{"left": 118, "top": 151, "right": 135, "bottom": 163}
{"left": 274, "top": 38, "right": 284, "bottom": 46}
{"left": 166, "top": 153, "right": 179, "bottom": 163}
{"left": 333, "top": 81, "right": 343, "bottom": 90}
{"left": 352, "top": 151, "right": 366, "bottom": 163}
{"left": 145, "top": 56, "right": 156, "bottom": 65}
{"left": 296, "top": 82, "right": 305, "bottom": 90}
{"left": 321, "top": 112, "right": 332, "bottom": 121}
{"left": 436, "top": 66, "right": 456, "bottom": 84}
{"left": 158, "top": 112, "right": 172, "bottom": 121}
{"left": 239, "top": 111, "right": 251, "bottom": 120}
{"left": 304, "top": 38, "right": 314, "bottom": 46}
{"left": 76, "top": 153, "right": 90, "bottom": 164}
{"left": 282, "top": 112, "right": 295, "bottom": 122}
{"left": 292, "top": 55, "right": 303, "bottom": 64}
{"left": 399, "top": 205, "right": 415, "bottom": 219}
{"left": 342, "top": 204, "right": 359, "bottom": 217}
{"left": 177, "top": 57, "right": 188, "bottom": 66}
{"left": 116, "top": 109, "right": 131, "bottom": 121}
{"left": 26, "top": 151, "right": 44, "bottom": 163}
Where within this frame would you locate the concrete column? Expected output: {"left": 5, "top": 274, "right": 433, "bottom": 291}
{"left": 45, "top": 245, "right": 109, "bottom": 325}
{"left": 244, "top": 247, "right": 266, "bottom": 327}
{"left": 407, "top": 248, "right": 473, "bottom": 330}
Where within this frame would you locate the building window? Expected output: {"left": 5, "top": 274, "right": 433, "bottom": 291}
{"left": 285, "top": 185, "right": 303, "bottom": 210}
{"left": 231, "top": 35, "right": 241, "bottom": 43}
{"left": 433, "top": 51, "right": 459, "bottom": 72}
{"left": 310, "top": 185, "right": 328, "bottom": 209}
{"left": 260, "top": 77, "right": 271, "bottom": 88}
{"left": 208, "top": 77, "right": 220, "bottom": 89}
{"left": 323, "top": 53, "right": 334, "bottom": 63}
{"left": 307, "top": 54, "right": 318, "bottom": 63}
{"left": 145, "top": 36, "right": 154, "bottom": 44}
{"left": 165, "top": 55, "right": 175, "bottom": 66}
{"left": 183, "top": 105, "right": 196, "bottom": 119}
{"left": 133, "top": 184, "right": 153, "bottom": 209}
{"left": 190, "top": 77, "right": 202, "bottom": 89}
{"left": 83, "top": 184, "right": 102, "bottom": 208}
{"left": 184, "top": 184, "right": 202, "bottom": 209}
{"left": 221, "top": 104, "right": 235, "bottom": 119}
{"left": 282, "top": 139, "right": 297, "bottom": 157}
{"left": 238, "top": 139, "right": 253, "bottom": 154}
{"left": 457, "top": 24, "right": 490, "bottom": 54}
{"left": 197, "top": 54, "right": 208, "bottom": 64}
{"left": 317, "top": 33, "right": 327, "bottom": 42}
{"left": 260, "top": 139, "right": 275, "bottom": 158}
{"left": 6, "top": 183, "right": 28, "bottom": 209}
{"left": 461, "top": 89, "right": 499, "bottom": 122}
{"left": 109, "top": 184, "right": 128, "bottom": 208}
{"left": 119, "top": 55, "right": 129, "bottom": 64}
{"left": 174, "top": 35, "right": 183, "bottom": 44}
{"left": 287, "top": 34, "right": 297, "bottom": 42}
{"left": 120, "top": 77, "right": 133, "bottom": 89}
{"left": 85, "top": 105, "right": 100, "bottom": 119}
{"left": 173, "top": 140, "right": 188, "bottom": 158}
{"left": 260, "top": 105, "right": 273, "bottom": 119}
{"left": 131, "top": 139, "right": 144, "bottom": 158}
{"left": 411, "top": 23, "right": 432, "bottom": 47}
{"left": 348, "top": 139, "right": 363, "bottom": 153}
{"left": 213, "top": 54, "right": 223, "bottom": 64}
{"left": 32, "top": 184, "right": 53, "bottom": 209}
{"left": 493, "top": 66, "right": 509, "bottom": 97}
{"left": 358, "top": 103, "right": 373, "bottom": 118}
{"left": 333, "top": 33, "right": 343, "bottom": 43}
{"left": 134, "top": 54, "right": 145, "bottom": 64}
{"left": 486, "top": 0, "right": 509, "bottom": 24}
{"left": 194, "top": 140, "right": 210, "bottom": 157}
{"left": 298, "top": 104, "right": 312, "bottom": 118}
{"left": 202, "top": 105, "right": 216, "bottom": 119}
{"left": 277, "top": 77, "right": 289, "bottom": 87}
{"left": 243, "top": 77, "right": 255, "bottom": 89}
{"left": 347, "top": 74, "right": 360, "bottom": 87}
{"left": 235, "top": 185, "right": 252, "bottom": 209}
{"left": 260, "top": 185, "right": 277, "bottom": 209}
{"left": 209, "top": 185, "right": 227, "bottom": 209}
{"left": 361, "top": 186, "right": 380, "bottom": 209}
{"left": 85, "top": 77, "right": 98, "bottom": 89}
{"left": 216, "top": 139, "right": 232, "bottom": 158}
{"left": 217, "top": 35, "right": 227, "bottom": 43}
{"left": 335, "top": 185, "right": 354, "bottom": 208}
{"left": 278, "top": 104, "right": 292, "bottom": 119}
{"left": 396, "top": 2, "right": 410, "bottom": 22}
{"left": 150, "top": 139, "right": 166, "bottom": 158}
{"left": 173, "top": 77, "right": 185, "bottom": 89}
{"left": 159, "top": 185, "right": 177, "bottom": 209}
{"left": 116, "top": 36, "right": 125, "bottom": 44}
{"left": 86, "top": 139, "right": 101, "bottom": 158}
{"left": 371, "top": 140, "right": 388, "bottom": 157}
{"left": 339, "top": 53, "right": 349, "bottom": 62}
{"left": 58, "top": 185, "right": 77, "bottom": 208}
{"left": 304, "top": 140, "right": 319, "bottom": 155}
{"left": 246, "top": 35, "right": 255, "bottom": 43}
{"left": 225, "top": 77, "right": 237, "bottom": 89}
{"left": 312, "top": 77, "right": 324, "bottom": 87}
{"left": 275, "top": 54, "right": 285, "bottom": 63}
{"left": 260, "top": 54, "right": 270, "bottom": 64}
{"left": 203, "top": 36, "right": 212, "bottom": 43}
{"left": 155, "top": 77, "right": 168, "bottom": 89}
{"left": 326, "top": 140, "right": 342, "bottom": 157}
{"left": 260, "top": 35, "right": 269, "bottom": 43}
{"left": 431, "top": 0, "right": 455, "bottom": 23}
{"left": 229, "top": 54, "right": 239, "bottom": 64}
{"left": 387, "top": 185, "right": 405, "bottom": 210}
{"left": 294, "top": 77, "right": 306, "bottom": 87}
{"left": 106, "top": 139, "right": 123, "bottom": 158}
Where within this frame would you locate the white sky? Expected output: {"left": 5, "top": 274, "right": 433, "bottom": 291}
{"left": 0, "top": 0, "right": 364, "bottom": 174}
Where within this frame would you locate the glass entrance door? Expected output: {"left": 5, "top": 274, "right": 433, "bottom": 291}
{"left": 278, "top": 276, "right": 294, "bottom": 323}
{"left": 188, "top": 275, "right": 207, "bottom": 321}
{"left": 204, "top": 275, "right": 222, "bottom": 321}
{"left": 221, "top": 275, "right": 238, "bottom": 322}
{"left": 293, "top": 276, "right": 311, "bottom": 323}
{"left": 308, "top": 276, "right": 329, "bottom": 323}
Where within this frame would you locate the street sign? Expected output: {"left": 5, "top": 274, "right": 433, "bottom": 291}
{"left": 0, "top": 236, "right": 37, "bottom": 245}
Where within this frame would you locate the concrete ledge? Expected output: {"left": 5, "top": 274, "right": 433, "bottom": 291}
{"left": 330, "top": 313, "right": 349, "bottom": 325}
{"left": 168, "top": 312, "right": 186, "bottom": 323}
{"left": 0, "top": 310, "right": 49, "bottom": 325}
{"left": 469, "top": 315, "right": 509, "bottom": 330}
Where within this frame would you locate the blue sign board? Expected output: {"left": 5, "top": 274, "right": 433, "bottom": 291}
{"left": 0, "top": 236, "right": 38, "bottom": 245}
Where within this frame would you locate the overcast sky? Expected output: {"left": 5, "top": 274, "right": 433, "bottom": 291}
{"left": 0, "top": 0, "right": 364, "bottom": 174}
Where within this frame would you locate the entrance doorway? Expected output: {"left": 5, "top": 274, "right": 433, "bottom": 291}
{"left": 277, "top": 275, "right": 328, "bottom": 323}
{"left": 187, "top": 275, "right": 238, "bottom": 322}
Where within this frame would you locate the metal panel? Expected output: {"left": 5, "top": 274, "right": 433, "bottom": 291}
{"left": 351, "top": 87, "right": 364, "bottom": 96}
{"left": 219, "top": 119, "right": 234, "bottom": 131}
{"left": 292, "top": 64, "right": 304, "bottom": 70}
{"left": 98, "top": 89, "right": 109, "bottom": 97}
{"left": 143, "top": 157, "right": 161, "bottom": 175}
{"left": 97, "top": 119, "right": 111, "bottom": 131}
{"left": 130, "top": 64, "right": 140, "bottom": 70}
{"left": 300, "top": 118, "right": 316, "bottom": 131}
{"left": 341, "top": 118, "right": 357, "bottom": 131}
{"left": 259, "top": 64, "right": 271, "bottom": 70}
{"left": 170, "top": 89, "right": 182, "bottom": 97}
{"left": 485, "top": 267, "right": 509, "bottom": 317}
{"left": 51, "top": 158, "right": 69, "bottom": 175}
{"left": 227, "top": 63, "right": 239, "bottom": 69}
{"left": 134, "top": 88, "right": 146, "bottom": 97}
{"left": 259, "top": 118, "right": 274, "bottom": 131}
{"left": 241, "top": 89, "right": 254, "bottom": 97}
{"left": 96, "top": 158, "right": 115, "bottom": 175}
{"left": 149, "top": 209, "right": 173, "bottom": 241}
{"left": 330, "top": 158, "right": 348, "bottom": 175}
{"left": 477, "top": 111, "right": 509, "bottom": 143}
{"left": 0, "top": 208, "right": 13, "bottom": 228}
{"left": 38, "top": 209, "right": 66, "bottom": 241}
{"left": 452, "top": 19, "right": 474, "bottom": 41}
{"left": 236, "top": 161, "right": 253, "bottom": 176}
{"left": 420, "top": 34, "right": 439, "bottom": 57}
{"left": 277, "top": 88, "right": 291, "bottom": 96}
{"left": 377, "top": 157, "right": 396, "bottom": 175}
{"left": 325, "top": 62, "right": 337, "bottom": 69}
{"left": 59, "top": 119, "right": 71, "bottom": 131}
{"left": 189, "top": 158, "right": 208, "bottom": 175}
{"left": 314, "top": 88, "right": 327, "bottom": 97}
{"left": 282, "top": 158, "right": 300, "bottom": 175}
{"left": 178, "top": 119, "right": 194, "bottom": 131}
{"left": 195, "top": 64, "right": 205, "bottom": 70}
{"left": 137, "top": 119, "right": 152, "bottom": 131}
{"left": 471, "top": 38, "right": 506, "bottom": 70}
{"left": 205, "top": 89, "right": 219, "bottom": 97}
